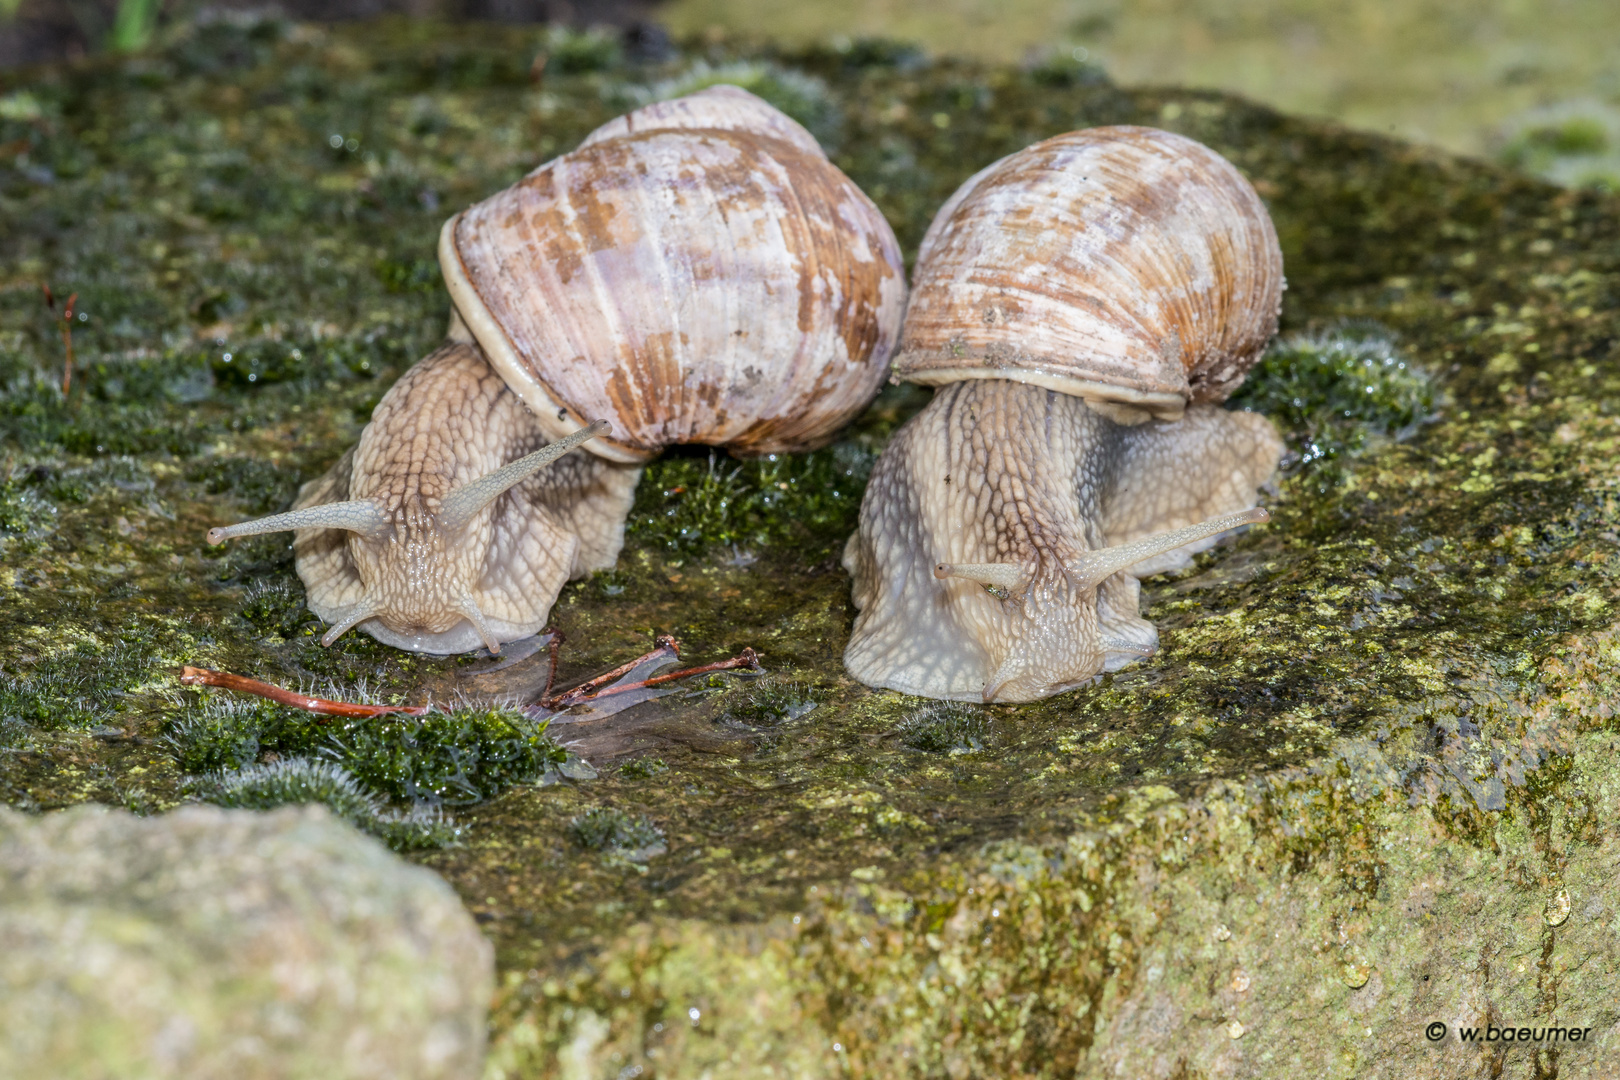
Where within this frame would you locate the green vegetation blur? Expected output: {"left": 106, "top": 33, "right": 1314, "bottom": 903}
{"left": 6, "top": 0, "right": 1616, "bottom": 188}
{"left": 662, "top": 0, "right": 1619, "bottom": 190}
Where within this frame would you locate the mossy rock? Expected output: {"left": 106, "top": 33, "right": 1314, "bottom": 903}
{"left": 3, "top": 17, "right": 1619, "bottom": 1078}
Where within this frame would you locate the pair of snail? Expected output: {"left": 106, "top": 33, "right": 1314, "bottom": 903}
{"left": 207, "top": 86, "right": 1284, "bottom": 704}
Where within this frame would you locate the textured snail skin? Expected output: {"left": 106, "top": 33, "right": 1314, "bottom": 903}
{"left": 291, "top": 343, "right": 638, "bottom": 654}
{"left": 848, "top": 380, "right": 1276, "bottom": 702}
{"left": 843, "top": 380, "right": 1281, "bottom": 702}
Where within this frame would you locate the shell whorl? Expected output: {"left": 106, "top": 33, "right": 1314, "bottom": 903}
{"left": 893, "top": 126, "right": 1284, "bottom": 418}
{"left": 576, "top": 83, "right": 825, "bottom": 158}
{"left": 441, "top": 85, "right": 907, "bottom": 464}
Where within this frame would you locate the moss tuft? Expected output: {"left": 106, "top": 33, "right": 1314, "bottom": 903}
{"left": 898, "top": 702, "right": 994, "bottom": 754}
{"left": 164, "top": 694, "right": 572, "bottom": 805}
{"left": 566, "top": 806, "right": 666, "bottom": 861}
{"left": 0, "top": 475, "right": 54, "bottom": 541}
{"left": 0, "top": 640, "right": 166, "bottom": 732}
{"left": 0, "top": 716, "right": 29, "bottom": 751}
{"left": 186, "top": 457, "right": 304, "bottom": 515}
{"left": 618, "top": 757, "right": 669, "bottom": 780}
{"left": 238, "top": 580, "right": 316, "bottom": 640}
{"left": 628, "top": 444, "right": 873, "bottom": 558}
{"left": 186, "top": 757, "right": 461, "bottom": 850}
{"left": 721, "top": 676, "right": 820, "bottom": 726}
{"left": 1229, "top": 323, "right": 1436, "bottom": 469}
{"left": 322, "top": 705, "right": 570, "bottom": 804}
{"left": 539, "top": 25, "right": 624, "bottom": 76}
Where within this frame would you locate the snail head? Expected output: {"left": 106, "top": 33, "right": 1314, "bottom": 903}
{"left": 932, "top": 506, "right": 1269, "bottom": 701}
{"left": 205, "top": 419, "right": 609, "bottom": 654}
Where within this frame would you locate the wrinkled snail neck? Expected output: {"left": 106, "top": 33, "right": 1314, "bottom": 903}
{"left": 935, "top": 506, "right": 1270, "bottom": 596}
{"left": 204, "top": 420, "right": 611, "bottom": 651}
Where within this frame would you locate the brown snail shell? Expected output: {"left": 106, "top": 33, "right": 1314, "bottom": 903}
{"left": 442, "top": 84, "right": 907, "bottom": 464}
{"left": 892, "top": 125, "right": 1284, "bottom": 421}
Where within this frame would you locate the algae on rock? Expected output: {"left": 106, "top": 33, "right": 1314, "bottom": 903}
{"left": 2, "top": 16, "right": 1619, "bottom": 1078}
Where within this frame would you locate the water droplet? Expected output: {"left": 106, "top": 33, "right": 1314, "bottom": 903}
{"left": 1545, "top": 888, "right": 1571, "bottom": 927}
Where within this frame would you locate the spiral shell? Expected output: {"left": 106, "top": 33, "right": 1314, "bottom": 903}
{"left": 440, "top": 85, "right": 907, "bottom": 464}
{"left": 893, "top": 126, "right": 1283, "bottom": 419}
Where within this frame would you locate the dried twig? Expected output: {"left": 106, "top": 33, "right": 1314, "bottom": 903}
{"left": 539, "top": 635, "right": 761, "bottom": 710}
{"left": 541, "top": 626, "right": 564, "bottom": 700}
{"left": 178, "top": 631, "right": 762, "bottom": 724}
{"left": 177, "top": 666, "right": 430, "bottom": 719}
{"left": 42, "top": 284, "right": 78, "bottom": 396}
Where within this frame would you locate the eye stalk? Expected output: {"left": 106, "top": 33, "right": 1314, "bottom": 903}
{"left": 1064, "top": 507, "right": 1269, "bottom": 589}
{"left": 932, "top": 506, "right": 1269, "bottom": 603}
{"left": 205, "top": 499, "right": 388, "bottom": 546}
{"left": 437, "top": 419, "right": 610, "bottom": 534}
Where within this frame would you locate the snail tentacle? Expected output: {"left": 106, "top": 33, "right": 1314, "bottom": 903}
{"left": 319, "top": 599, "right": 383, "bottom": 647}
{"left": 437, "top": 419, "right": 610, "bottom": 534}
{"left": 206, "top": 499, "right": 388, "bottom": 546}
{"left": 455, "top": 595, "right": 503, "bottom": 655}
{"left": 933, "top": 562, "right": 1027, "bottom": 590}
{"left": 1065, "top": 507, "right": 1269, "bottom": 589}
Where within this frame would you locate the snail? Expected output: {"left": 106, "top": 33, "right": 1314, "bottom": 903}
{"left": 842, "top": 126, "right": 1286, "bottom": 703}
{"left": 206, "top": 86, "right": 906, "bottom": 654}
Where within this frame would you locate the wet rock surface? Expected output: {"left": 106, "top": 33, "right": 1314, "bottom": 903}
{"left": 0, "top": 803, "right": 493, "bottom": 1079}
{"left": 2, "top": 17, "right": 1619, "bottom": 1078}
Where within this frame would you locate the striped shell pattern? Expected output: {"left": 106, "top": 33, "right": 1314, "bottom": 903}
{"left": 440, "top": 85, "right": 908, "bottom": 464}
{"left": 893, "top": 125, "right": 1284, "bottom": 419}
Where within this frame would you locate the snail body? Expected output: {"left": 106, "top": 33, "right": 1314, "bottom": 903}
{"left": 208, "top": 86, "right": 906, "bottom": 653}
{"left": 843, "top": 126, "right": 1285, "bottom": 703}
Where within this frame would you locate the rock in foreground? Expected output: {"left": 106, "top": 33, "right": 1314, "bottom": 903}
{"left": 0, "top": 804, "right": 492, "bottom": 1080}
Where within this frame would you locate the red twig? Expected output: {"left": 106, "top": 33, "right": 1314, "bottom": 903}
{"left": 538, "top": 636, "right": 761, "bottom": 711}
{"left": 540, "top": 626, "right": 565, "bottom": 700}
{"left": 615, "top": 648, "right": 761, "bottom": 695}
{"left": 177, "top": 666, "right": 430, "bottom": 719}
{"left": 540, "top": 634, "right": 679, "bottom": 709}
{"left": 42, "top": 284, "right": 77, "bottom": 396}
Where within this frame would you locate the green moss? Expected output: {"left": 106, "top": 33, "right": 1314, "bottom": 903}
{"left": 164, "top": 695, "right": 570, "bottom": 806}
{"left": 186, "top": 757, "right": 460, "bottom": 850}
{"left": 538, "top": 25, "right": 624, "bottom": 76}
{"left": 567, "top": 806, "right": 667, "bottom": 861}
{"left": 897, "top": 701, "right": 993, "bottom": 754}
{"left": 0, "top": 639, "right": 168, "bottom": 732}
{"left": 0, "top": 475, "right": 54, "bottom": 540}
{"left": 237, "top": 580, "right": 317, "bottom": 640}
{"left": 719, "top": 675, "right": 820, "bottom": 726}
{"left": 627, "top": 444, "right": 872, "bottom": 558}
{"left": 1229, "top": 322, "right": 1436, "bottom": 469}
{"left": 320, "top": 706, "right": 571, "bottom": 805}
{"left": 617, "top": 757, "right": 669, "bottom": 780}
